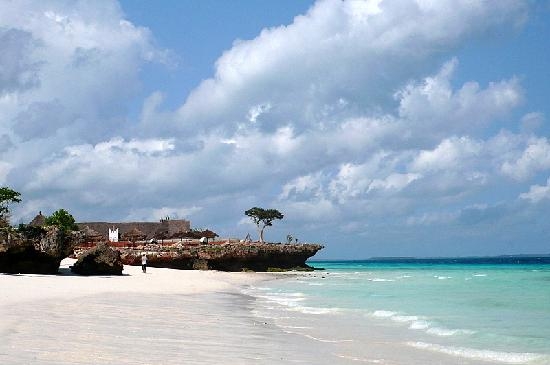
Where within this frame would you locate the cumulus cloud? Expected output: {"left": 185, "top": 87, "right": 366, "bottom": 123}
{"left": 0, "top": 0, "right": 163, "bottom": 147}
{"left": 3, "top": 0, "right": 548, "bottom": 255}
{"left": 520, "top": 178, "right": 550, "bottom": 203}
{"left": 396, "top": 59, "right": 523, "bottom": 138}
{"left": 409, "top": 137, "right": 482, "bottom": 173}
{"left": 26, "top": 137, "right": 177, "bottom": 192}
{"left": 501, "top": 137, "right": 550, "bottom": 180}
{"left": 172, "top": 0, "right": 527, "bottom": 135}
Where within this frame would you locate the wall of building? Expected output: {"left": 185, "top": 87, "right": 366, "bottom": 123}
{"left": 77, "top": 220, "right": 191, "bottom": 240}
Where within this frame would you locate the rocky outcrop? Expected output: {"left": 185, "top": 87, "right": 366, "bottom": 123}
{"left": 0, "top": 227, "right": 82, "bottom": 274}
{"left": 119, "top": 242, "right": 323, "bottom": 271}
{"left": 71, "top": 242, "right": 124, "bottom": 275}
{"left": 71, "top": 243, "right": 124, "bottom": 275}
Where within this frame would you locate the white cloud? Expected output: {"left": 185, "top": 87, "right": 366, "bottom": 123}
{"left": 396, "top": 59, "right": 523, "bottom": 138}
{"left": 520, "top": 178, "right": 550, "bottom": 203}
{"left": 125, "top": 206, "right": 203, "bottom": 222}
{"left": 501, "top": 137, "right": 550, "bottom": 180}
{"left": 174, "top": 0, "right": 527, "bottom": 134}
{"left": 0, "top": 0, "right": 162, "bottom": 146}
{"left": 279, "top": 198, "right": 337, "bottom": 224}
{"left": 26, "top": 137, "right": 178, "bottom": 192}
{"left": 279, "top": 173, "right": 324, "bottom": 200}
{"left": 520, "top": 112, "right": 544, "bottom": 132}
{"left": 247, "top": 103, "right": 272, "bottom": 123}
{"left": 4, "top": 0, "right": 549, "bottom": 255}
{"left": 327, "top": 153, "right": 418, "bottom": 202}
{"left": 369, "top": 173, "right": 421, "bottom": 192}
{"left": 410, "top": 137, "right": 482, "bottom": 173}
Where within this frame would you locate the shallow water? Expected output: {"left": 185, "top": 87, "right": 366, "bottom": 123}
{"left": 244, "top": 260, "right": 550, "bottom": 364}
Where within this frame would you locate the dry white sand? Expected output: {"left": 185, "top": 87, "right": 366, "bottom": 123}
{"left": 1, "top": 259, "right": 308, "bottom": 365}
{"left": 0, "top": 258, "right": 269, "bottom": 306}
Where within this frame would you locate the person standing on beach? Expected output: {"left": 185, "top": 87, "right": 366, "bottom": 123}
{"left": 141, "top": 252, "right": 147, "bottom": 273}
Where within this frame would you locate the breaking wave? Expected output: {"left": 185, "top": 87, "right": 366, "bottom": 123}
{"left": 407, "top": 342, "right": 547, "bottom": 364}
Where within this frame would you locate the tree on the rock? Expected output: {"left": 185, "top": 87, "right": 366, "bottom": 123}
{"left": 245, "top": 207, "right": 284, "bottom": 244}
{"left": 45, "top": 209, "right": 79, "bottom": 232}
{"left": 17, "top": 224, "right": 46, "bottom": 240}
{"left": 0, "top": 186, "right": 21, "bottom": 224}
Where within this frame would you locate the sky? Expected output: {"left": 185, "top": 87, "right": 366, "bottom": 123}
{"left": 1, "top": 0, "right": 549, "bottom": 259}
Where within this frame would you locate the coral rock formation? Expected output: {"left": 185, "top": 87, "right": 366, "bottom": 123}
{"left": 119, "top": 242, "right": 324, "bottom": 271}
{"left": 0, "top": 227, "right": 82, "bottom": 274}
{"left": 71, "top": 242, "right": 124, "bottom": 276}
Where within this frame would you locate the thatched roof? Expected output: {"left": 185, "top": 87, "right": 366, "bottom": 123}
{"left": 126, "top": 227, "right": 145, "bottom": 236}
{"left": 170, "top": 229, "right": 189, "bottom": 239}
{"left": 200, "top": 229, "right": 218, "bottom": 239}
{"left": 81, "top": 225, "right": 104, "bottom": 241}
{"left": 181, "top": 229, "right": 219, "bottom": 239}
{"left": 29, "top": 212, "right": 46, "bottom": 227}
{"left": 122, "top": 227, "right": 146, "bottom": 242}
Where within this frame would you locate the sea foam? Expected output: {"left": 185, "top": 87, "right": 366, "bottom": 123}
{"left": 369, "top": 310, "right": 474, "bottom": 337}
{"left": 371, "top": 310, "right": 397, "bottom": 318}
{"left": 255, "top": 291, "right": 341, "bottom": 315}
{"left": 369, "top": 278, "right": 395, "bottom": 282}
{"left": 407, "top": 342, "right": 546, "bottom": 364}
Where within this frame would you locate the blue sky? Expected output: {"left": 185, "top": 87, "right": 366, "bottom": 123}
{"left": 1, "top": 0, "right": 550, "bottom": 259}
{"left": 119, "top": 0, "right": 315, "bottom": 112}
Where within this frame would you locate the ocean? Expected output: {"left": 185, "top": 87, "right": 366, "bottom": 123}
{"left": 244, "top": 258, "right": 550, "bottom": 364}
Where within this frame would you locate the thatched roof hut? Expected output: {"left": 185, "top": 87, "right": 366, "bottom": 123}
{"left": 122, "top": 227, "right": 146, "bottom": 242}
{"left": 200, "top": 229, "right": 218, "bottom": 239}
{"left": 81, "top": 225, "right": 104, "bottom": 242}
{"left": 29, "top": 211, "right": 46, "bottom": 227}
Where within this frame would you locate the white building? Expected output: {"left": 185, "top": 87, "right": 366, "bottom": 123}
{"left": 108, "top": 227, "right": 119, "bottom": 242}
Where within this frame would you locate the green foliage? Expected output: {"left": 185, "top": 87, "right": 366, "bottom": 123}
{"left": 45, "top": 209, "right": 79, "bottom": 232}
{"left": 244, "top": 207, "right": 284, "bottom": 243}
{"left": 17, "top": 224, "right": 46, "bottom": 240}
{"left": 0, "top": 186, "right": 21, "bottom": 220}
{"left": 244, "top": 207, "right": 284, "bottom": 226}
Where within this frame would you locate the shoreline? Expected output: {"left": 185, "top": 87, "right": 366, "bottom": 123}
{"left": 0, "top": 261, "right": 322, "bottom": 365}
{"left": 0, "top": 259, "right": 289, "bottom": 364}
{"left": 4, "top": 260, "right": 545, "bottom": 364}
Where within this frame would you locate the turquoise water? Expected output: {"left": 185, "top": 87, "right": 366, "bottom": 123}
{"left": 246, "top": 259, "right": 550, "bottom": 364}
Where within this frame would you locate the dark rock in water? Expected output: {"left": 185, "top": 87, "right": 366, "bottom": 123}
{"left": 0, "top": 227, "right": 82, "bottom": 274}
{"left": 72, "top": 242, "right": 123, "bottom": 275}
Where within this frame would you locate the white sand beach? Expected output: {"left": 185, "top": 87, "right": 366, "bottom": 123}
{"left": 0, "top": 258, "right": 267, "bottom": 306}
{"left": 1, "top": 259, "right": 307, "bottom": 365}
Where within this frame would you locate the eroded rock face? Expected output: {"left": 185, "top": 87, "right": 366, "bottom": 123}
{"left": 119, "top": 243, "right": 324, "bottom": 271}
{"left": 0, "top": 227, "right": 82, "bottom": 274}
{"left": 71, "top": 242, "right": 123, "bottom": 276}
{"left": 39, "top": 227, "right": 81, "bottom": 260}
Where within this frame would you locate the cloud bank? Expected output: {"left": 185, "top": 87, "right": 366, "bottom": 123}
{"left": 1, "top": 0, "right": 548, "bottom": 257}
